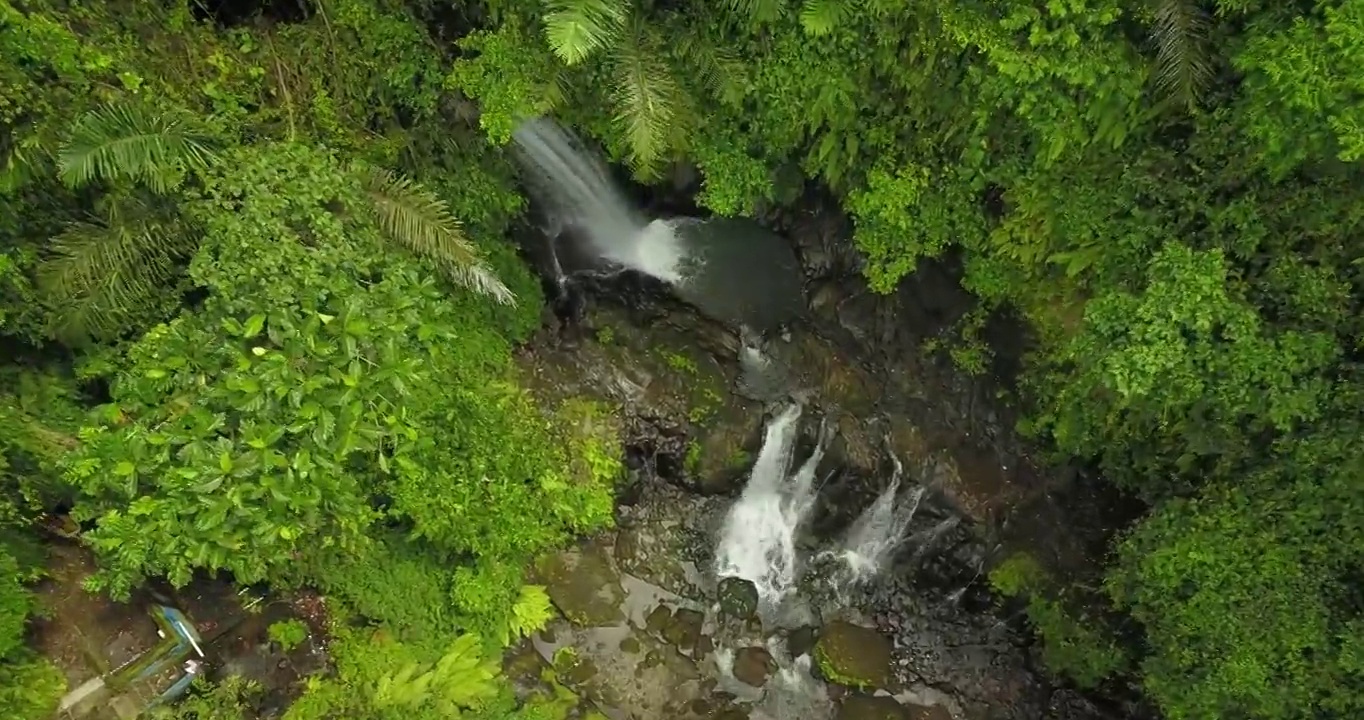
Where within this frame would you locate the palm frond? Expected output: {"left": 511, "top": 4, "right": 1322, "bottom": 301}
{"left": 610, "top": 18, "right": 688, "bottom": 179}
{"left": 675, "top": 30, "right": 748, "bottom": 106}
{"left": 1151, "top": 0, "right": 1213, "bottom": 109}
{"left": 359, "top": 167, "right": 515, "bottom": 305}
{"left": 725, "top": 0, "right": 785, "bottom": 24}
{"left": 59, "top": 103, "right": 220, "bottom": 193}
{"left": 543, "top": 0, "right": 628, "bottom": 65}
{"left": 36, "top": 204, "right": 192, "bottom": 346}
{"left": 799, "top": 0, "right": 846, "bottom": 36}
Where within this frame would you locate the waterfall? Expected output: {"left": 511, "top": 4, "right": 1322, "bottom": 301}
{"left": 715, "top": 405, "right": 829, "bottom": 609}
{"left": 834, "top": 453, "right": 925, "bottom": 587}
{"left": 511, "top": 117, "right": 686, "bottom": 284}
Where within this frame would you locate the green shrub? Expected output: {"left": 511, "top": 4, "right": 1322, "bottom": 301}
{"left": 989, "top": 552, "right": 1127, "bottom": 689}
{"left": 267, "top": 619, "right": 309, "bottom": 651}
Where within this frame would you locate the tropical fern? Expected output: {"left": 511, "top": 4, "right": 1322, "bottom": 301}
{"left": 35, "top": 197, "right": 193, "bottom": 346}
{"left": 676, "top": 30, "right": 748, "bottom": 107}
{"left": 799, "top": 0, "right": 846, "bottom": 36}
{"left": 610, "top": 17, "right": 688, "bottom": 178}
{"left": 358, "top": 167, "right": 515, "bottom": 304}
{"left": 540, "top": 1, "right": 691, "bottom": 177}
{"left": 501, "top": 584, "right": 555, "bottom": 645}
{"left": 543, "top": 0, "right": 627, "bottom": 65}
{"left": 59, "top": 103, "right": 220, "bottom": 193}
{"left": 725, "top": 0, "right": 785, "bottom": 23}
{"left": 370, "top": 634, "right": 499, "bottom": 714}
{"left": 1150, "top": 0, "right": 1213, "bottom": 109}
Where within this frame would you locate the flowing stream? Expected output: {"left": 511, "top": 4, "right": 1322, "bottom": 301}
{"left": 707, "top": 404, "right": 939, "bottom": 719}
{"left": 715, "top": 405, "right": 928, "bottom": 616}
{"left": 713, "top": 405, "right": 823, "bottom": 610}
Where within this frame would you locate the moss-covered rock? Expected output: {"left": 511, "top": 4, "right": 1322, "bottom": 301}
{"left": 814, "top": 620, "right": 893, "bottom": 690}
{"left": 685, "top": 410, "right": 762, "bottom": 494}
{"left": 536, "top": 543, "right": 625, "bottom": 627}
{"left": 662, "top": 608, "right": 704, "bottom": 650}
{"left": 717, "top": 577, "right": 759, "bottom": 620}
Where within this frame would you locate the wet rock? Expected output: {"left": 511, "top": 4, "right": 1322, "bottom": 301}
{"left": 646, "top": 604, "right": 674, "bottom": 635}
{"left": 535, "top": 618, "right": 705, "bottom": 718}
{"left": 717, "top": 577, "right": 759, "bottom": 620}
{"left": 664, "top": 608, "right": 704, "bottom": 650}
{"left": 815, "top": 620, "right": 893, "bottom": 690}
{"left": 837, "top": 695, "right": 912, "bottom": 720}
{"left": 559, "top": 652, "right": 599, "bottom": 685}
{"left": 904, "top": 703, "right": 954, "bottom": 720}
{"left": 695, "top": 634, "right": 714, "bottom": 659}
{"left": 537, "top": 543, "right": 625, "bottom": 627}
{"left": 614, "top": 523, "right": 700, "bottom": 599}
{"left": 787, "top": 625, "right": 817, "bottom": 658}
{"left": 732, "top": 646, "right": 776, "bottom": 687}
{"left": 687, "top": 413, "right": 762, "bottom": 494}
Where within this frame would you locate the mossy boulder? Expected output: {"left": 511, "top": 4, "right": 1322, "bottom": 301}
{"left": 536, "top": 543, "right": 625, "bottom": 627}
{"left": 717, "top": 577, "right": 759, "bottom": 620}
{"left": 686, "top": 413, "right": 761, "bottom": 494}
{"left": 663, "top": 608, "right": 704, "bottom": 650}
{"left": 814, "top": 620, "right": 893, "bottom": 690}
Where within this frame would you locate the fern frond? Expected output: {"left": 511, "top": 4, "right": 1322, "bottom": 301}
{"left": 1151, "top": 0, "right": 1212, "bottom": 109}
{"left": 610, "top": 18, "right": 688, "bottom": 179}
{"left": 359, "top": 167, "right": 515, "bottom": 304}
{"left": 543, "top": 0, "right": 627, "bottom": 65}
{"left": 36, "top": 205, "right": 192, "bottom": 346}
{"left": 59, "top": 104, "right": 219, "bottom": 193}
{"left": 725, "top": 0, "right": 784, "bottom": 23}
{"left": 800, "top": 0, "right": 846, "bottom": 36}
{"left": 429, "top": 635, "right": 499, "bottom": 710}
{"left": 505, "top": 584, "right": 555, "bottom": 643}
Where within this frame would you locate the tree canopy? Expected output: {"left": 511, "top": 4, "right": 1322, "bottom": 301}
{"left": 3, "top": 0, "right": 1363, "bottom": 718}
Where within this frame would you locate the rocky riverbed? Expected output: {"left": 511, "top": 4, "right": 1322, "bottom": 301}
{"left": 508, "top": 200, "right": 1148, "bottom": 720}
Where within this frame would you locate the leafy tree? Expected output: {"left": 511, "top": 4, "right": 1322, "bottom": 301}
{"left": 63, "top": 142, "right": 607, "bottom": 599}
{"left": 34, "top": 101, "right": 512, "bottom": 347}
{"left": 1108, "top": 435, "right": 1364, "bottom": 718}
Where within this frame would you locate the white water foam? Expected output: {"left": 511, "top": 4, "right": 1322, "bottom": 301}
{"left": 715, "top": 405, "right": 829, "bottom": 610}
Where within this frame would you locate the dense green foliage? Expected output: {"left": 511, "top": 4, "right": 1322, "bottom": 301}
{"left": 1, "top": 0, "right": 618, "bottom": 715}
{"left": 2, "top": 0, "right": 1362, "bottom": 718}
